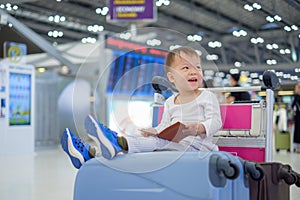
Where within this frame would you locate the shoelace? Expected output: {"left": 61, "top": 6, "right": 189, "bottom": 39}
{"left": 73, "top": 137, "right": 85, "bottom": 152}
{"left": 98, "top": 122, "right": 117, "bottom": 140}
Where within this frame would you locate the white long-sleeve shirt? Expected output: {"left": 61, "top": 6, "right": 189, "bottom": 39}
{"left": 126, "top": 90, "right": 222, "bottom": 153}
{"left": 155, "top": 90, "right": 222, "bottom": 151}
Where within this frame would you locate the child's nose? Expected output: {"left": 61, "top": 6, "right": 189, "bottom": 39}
{"left": 189, "top": 67, "right": 197, "bottom": 74}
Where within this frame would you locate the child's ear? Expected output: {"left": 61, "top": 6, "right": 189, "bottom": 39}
{"left": 167, "top": 71, "right": 174, "bottom": 83}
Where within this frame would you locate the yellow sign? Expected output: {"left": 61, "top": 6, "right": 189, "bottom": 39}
{"left": 3, "top": 42, "right": 27, "bottom": 64}
{"left": 8, "top": 45, "right": 23, "bottom": 63}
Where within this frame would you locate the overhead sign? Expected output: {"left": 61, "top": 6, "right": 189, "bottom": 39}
{"left": 105, "top": 37, "right": 168, "bottom": 57}
{"left": 109, "top": 0, "right": 156, "bottom": 21}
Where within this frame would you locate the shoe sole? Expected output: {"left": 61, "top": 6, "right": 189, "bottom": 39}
{"left": 85, "top": 115, "right": 116, "bottom": 159}
{"left": 61, "top": 128, "right": 84, "bottom": 169}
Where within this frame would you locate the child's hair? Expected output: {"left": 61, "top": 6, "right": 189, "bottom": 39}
{"left": 164, "top": 46, "right": 199, "bottom": 73}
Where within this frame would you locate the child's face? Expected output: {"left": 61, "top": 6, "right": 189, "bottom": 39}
{"left": 167, "top": 52, "right": 203, "bottom": 93}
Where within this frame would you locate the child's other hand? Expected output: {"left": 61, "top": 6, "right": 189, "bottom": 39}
{"left": 139, "top": 128, "right": 157, "bottom": 137}
{"left": 183, "top": 123, "right": 206, "bottom": 138}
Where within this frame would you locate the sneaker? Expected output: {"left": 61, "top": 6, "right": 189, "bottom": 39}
{"left": 85, "top": 115, "right": 122, "bottom": 160}
{"left": 61, "top": 128, "right": 92, "bottom": 169}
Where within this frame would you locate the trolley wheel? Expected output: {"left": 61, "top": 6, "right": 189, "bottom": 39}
{"left": 250, "top": 165, "right": 265, "bottom": 181}
{"left": 224, "top": 162, "right": 239, "bottom": 180}
{"left": 284, "top": 173, "right": 297, "bottom": 185}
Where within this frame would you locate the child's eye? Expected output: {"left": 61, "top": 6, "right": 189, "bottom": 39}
{"left": 196, "top": 66, "right": 202, "bottom": 70}
{"left": 182, "top": 66, "right": 189, "bottom": 70}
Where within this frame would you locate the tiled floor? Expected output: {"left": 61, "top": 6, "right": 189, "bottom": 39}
{"left": 0, "top": 147, "right": 299, "bottom": 200}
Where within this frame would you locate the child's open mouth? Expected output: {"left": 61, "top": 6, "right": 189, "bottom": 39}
{"left": 188, "top": 78, "right": 198, "bottom": 82}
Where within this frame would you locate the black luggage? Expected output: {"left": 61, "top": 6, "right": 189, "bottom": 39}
{"left": 249, "top": 162, "right": 300, "bottom": 200}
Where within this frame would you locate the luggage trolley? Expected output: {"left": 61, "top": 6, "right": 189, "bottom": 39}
{"left": 73, "top": 71, "right": 277, "bottom": 200}
{"left": 210, "top": 86, "right": 269, "bottom": 162}
{"left": 215, "top": 70, "right": 279, "bottom": 162}
{"left": 152, "top": 71, "right": 279, "bottom": 162}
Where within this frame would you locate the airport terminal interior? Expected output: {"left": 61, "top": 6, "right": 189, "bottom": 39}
{"left": 0, "top": 0, "right": 300, "bottom": 199}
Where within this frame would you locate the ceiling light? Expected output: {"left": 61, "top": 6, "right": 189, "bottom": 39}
{"left": 285, "top": 49, "right": 291, "bottom": 54}
{"left": 291, "top": 25, "right": 298, "bottom": 31}
{"left": 266, "top": 43, "right": 278, "bottom": 50}
{"left": 37, "top": 68, "right": 46, "bottom": 73}
{"left": 54, "top": 15, "right": 60, "bottom": 23}
{"left": 96, "top": 7, "right": 109, "bottom": 15}
{"left": 266, "top": 59, "right": 277, "bottom": 65}
{"left": 284, "top": 26, "right": 292, "bottom": 32}
{"left": 276, "top": 71, "right": 283, "bottom": 77}
{"left": 48, "top": 15, "right": 66, "bottom": 23}
{"left": 280, "top": 49, "right": 291, "bottom": 54}
{"left": 48, "top": 16, "right": 54, "bottom": 21}
{"left": 48, "top": 30, "right": 64, "bottom": 38}
{"left": 278, "top": 90, "right": 294, "bottom": 95}
{"left": 229, "top": 68, "right": 239, "bottom": 74}
{"left": 81, "top": 37, "right": 97, "bottom": 44}
{"left": 102, "top": 7, "right": 109, "bottom": 15}
{"left": 266, "top": 44, "right": 272, "bottom": 50}
{"left": 234, "top": 61, "right": 242, "bottom": 67}
{"left": 232, "top": 29, "right": 247, "bottom": 37}
{"left": 243, "top": 4, "right": 253, "bottom": 11}
{"left": 208, "top": 41, "right": 222, "bottom": 48}
{"left": 60, "top": 66, "right": 69, "bottom": 74}
{"left": 120, "top": 32, "right": 131, "bottom": 40}
{"left": 250, "top": 73, "right": 259, "bottom": 78}
{"left": 156, "top": 0, "right": 170, "bottom": 7}
{"left": 291, "top": 75, "right": 298, "bottom": 81}
{"left": 252, "top": 3, "right": 261, "bottom": 9}
{"left": 250, "top": 38, "right": 257, "bottom": 44}
{"left": 272, "top": 43, "right": 278, "bottom": 49}
{"left": 146, "top": 39, "right": 161, "bottom": 46}
{"left": 274, "top": 15, "right": 282, "bottom": 21}
{"left": 187, "top": 34, "right": 202, "bottom": 42}
{"left": 60, "top": 16, "right": 66, "bottom": 22}
{"left": 164, "top": 0, "right": 170, "bottom": 6}
{"left": 266, "top": 16, "right": 274, "bottom": 22}
{"left": 87, "top": 25, "right": 104, "bottom": 32}
{"left": 256, "top": 37, "right": 264, "bottom": 43}
{"left": 206, "top": 54, "right": 218, "bottom": 61}
{"left": 250, "top": 37, "right": 264, "bottom": 44}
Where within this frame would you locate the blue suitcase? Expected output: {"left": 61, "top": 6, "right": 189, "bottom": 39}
{"left": 74, "top": 151, "right": 240, "bottom": 200}
{"left": 219, "top": 152, "right": 264, "bottom": 200}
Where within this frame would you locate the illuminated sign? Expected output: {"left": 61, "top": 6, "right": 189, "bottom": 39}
{"left": 105, "top": 37, "right": 168, "bottom": 57}
{"left": 109, "top": 0, "right": 156, "bottom": 21}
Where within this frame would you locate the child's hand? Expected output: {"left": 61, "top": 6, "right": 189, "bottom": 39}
{"left": 183, "top": 123, "right": 206, "bottom": 138}
{"left": 139, "top": 128, "right": 157, "bottom": 137}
